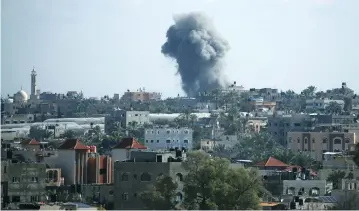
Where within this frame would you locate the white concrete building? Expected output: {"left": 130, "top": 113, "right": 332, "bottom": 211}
{"left": 144, "top": 128, "right": 193, "bottom": 150}
{"left": 306, "top": 99, "right": 344, "bottom": 110}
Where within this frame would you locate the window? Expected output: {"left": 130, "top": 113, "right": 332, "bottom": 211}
{"left": 176, "top": 192, "right": 183, "bottom": 202}
{"left": 176, "top": 173, "right": 183, "bottom": 182}
{"left": 151, "top": 140, "right": 154, "bottom": 143}
{"left": 184, "top": 130, "right": 188, "bottom": 134}
{"left": 297, "top": 138, "right": 300, "bottom": 143}
{"left": 166, "top": 140, "right": 170, "bottom": 143}
{"left": 309, "top": 187, "right": 320, "bottom": 196}
{"left": 122, "top": 193, "right": 129, "bottom": 201}
{"left": 145, "top": 140, "right": 148, "bottom": 143}
{"left": 312, "top": 138, "right": 315, "bottom": 143}
{"left": 141, "top": 173, "right": 151, "bottom": 182}
{"left": 3, "top": 166, "right": 6, "bottom": 173}
{"left": 157, "top": 140, "right": 159, "bottom": 143}
{"left": 133, "top": 174, "right": 137, "bottom": 180}
{"left": 12, "top": 177, "right": 20, "bottom": 183}
{"left": 11, "top": 196, "right": 20, "bottom": 202}
{"left": 294, "top": 123, "right": 301, "bottom": 127}
{"left": 99, "top": 169, "right": 106, "bottom": 175}
{"left": 322, "top": 138, "right": 328, "bottom": 144}
{"left": 345, "top": 138, "right": 350, "bottom": 143}
{"left": 304, "top": 138, "right": 308, "bottom": 144}
{"left": 334, "top": 139, "right": 341, "bottom": 144}
{"left": 31, "top": 195, "right": 39, "bottom": 202}
{"left": 32, "top": 177, "right": 39, "bottom": 183}
{"left": 121, "top": 173, "right": 129, "bottom": 181}
{"left": 184, "top": 140, "right": 188, "bottom": 144}
{"left": 167, "top": 130, "right": 170, "bottom": 134}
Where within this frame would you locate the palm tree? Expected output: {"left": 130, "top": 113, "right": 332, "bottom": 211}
{"left": 327, "top": 170, "right": 346, "bottom": 189}
{"left": 189, "top": 114, "right": 198, "bottom": 127}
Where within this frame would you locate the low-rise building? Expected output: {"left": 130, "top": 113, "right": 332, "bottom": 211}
{"left": 2, "top": 114, "right": 35, "bottom": 124}
{"left": 305, "top": 99, "right": 344, "bottom": 110}
{"left": 105, "top": 110, "right": 150, "bottom": 133}
{"left": 287, "top": 131, "right": 357, "bottom": 161}
{"left": 81, "top": 184, "right": 114, "bottom": 209}
{"left": 144, "top": 128, "right": 193, "bottom": 151}
{"left": 2, "top": 161, "right": 47, "bottom": 207}
{"left": 114, "top": 151, "right": 185, "bottom": 210}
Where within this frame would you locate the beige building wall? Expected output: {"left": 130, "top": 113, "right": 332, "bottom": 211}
{"left": 287, "top": 132, "right": 356, "bottom": 161}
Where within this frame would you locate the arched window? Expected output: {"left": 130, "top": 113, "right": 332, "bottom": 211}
{"left": 176, "top": 173, "right": 183, "bottom": 182}
{"left": 309, "top": 187, "right": 320, "bottom": 196}
{"left": 121, "top": 173, "right": 129, "bottom": 181}
{"left": 176, "top": 192, "right": 183, "bottom": 202}
{"left": 334, "top": 138, "right": 341, "bottom": 144}
{"left": 141, "top": 173, "right": 151, "bottom": 182}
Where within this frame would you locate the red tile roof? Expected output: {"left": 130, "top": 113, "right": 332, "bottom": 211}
{"left": 58, "top": 139, "right": 88, "bottom": 150}
{"left": 21, "top": 139, "right": 40, "bottom": 145}
{"left": 255, "top": 157, "right": 288, "bottom": 167}
{"left": 113, "top": 137, "right": 147, "bottom": 150}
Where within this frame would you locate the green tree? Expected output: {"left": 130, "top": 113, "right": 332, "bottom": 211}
{"left": 301, "top": 86, "right": 317, "bottom": 98}
{"left": 61, "top": 129, "right": 76, "bottom": 139}
{"left": 140, "top": 176, "right": 178, "bottom": 210}
{"left": 327, "top": 170, "right": 346, "bottom": 189}
{"left": 182, "top": 151, "right": 262, "bottom": 210}
{"left": 28, "top": 126, "right": 53, "bottom": 141}
{"left": 325, "top": 101, "right": 342, "bottom": 114}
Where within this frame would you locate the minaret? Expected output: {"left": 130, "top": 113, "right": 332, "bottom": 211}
{"left": 31, "top": 66, "right": 37, "bottom": 99}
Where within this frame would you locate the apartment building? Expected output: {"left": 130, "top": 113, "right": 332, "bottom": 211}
{"left": 105, "top": 110, "right": 150, "bottom": 132}
{"left": 305, "top": 99, "right": 344, "bottom": 110}
{"left": 287, "top": 132, "right": 357, "bottom": 161}
{"left": 113, "top": 151, "right": 185, "bottom": 210}
{"left": 1, "top": 161, "right": 47, "bottom": 208}
{"left": 268, "top": 114, "right": 316, "bottom": 145}
{"left": 120, "top": 90, "right": 161, "bottom": 102}
{"left": 144, "top": 128, "right": 193, "bottom": 151}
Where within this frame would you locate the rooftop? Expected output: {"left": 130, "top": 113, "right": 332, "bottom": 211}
{"left": 21, "top": 139, "right": 40, "bottom": 145}
{"left": 113, "top": 137, "right": 147, "bottom": 150}
{"left": 58, "top": 139, "right": 88, "bottom": 150}
{"left": 254, "top": 157, "right": 288, "bottom": 167}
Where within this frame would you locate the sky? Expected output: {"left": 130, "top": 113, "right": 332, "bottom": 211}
{"left": 1, "top": 0, "right": 359, "bottom": 98}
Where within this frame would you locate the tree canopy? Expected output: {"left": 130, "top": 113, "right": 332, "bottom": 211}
{"left": 140, "top": 151, "right": 262, "bottom": 210}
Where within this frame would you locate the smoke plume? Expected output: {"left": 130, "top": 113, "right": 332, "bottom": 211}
{"left": 161, "top": 12, "right": 230, "bottom": 97}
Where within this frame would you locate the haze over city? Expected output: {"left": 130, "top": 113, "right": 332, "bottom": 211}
{"left": 2, "top": 0, "right": 359, "bottom": 98}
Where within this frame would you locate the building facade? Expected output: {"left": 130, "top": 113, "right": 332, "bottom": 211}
{"left": 287, "top": 132, "right": 357, "bottom": 161}
{"left": 113, "top": 151, "right": 185, "bottom": 210}
{"left": 144, "top": 128, "right": 193, "bottom": 151}
{"left": 2, "top": 161, "right": 47, "bottom": 207}
{"left": 268, "top": 114, "right": 315, "bottom": 145}
{"left": 305, "top": 99, "right": 345, "bottom": 110}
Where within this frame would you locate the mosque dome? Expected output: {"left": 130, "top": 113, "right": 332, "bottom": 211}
{"left": 14, "top": 89, "right": 28, "bottom": 103}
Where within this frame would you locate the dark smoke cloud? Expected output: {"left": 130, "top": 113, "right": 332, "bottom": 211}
{"left": 161, "top": 12, "right": 230, "bottom": 97}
